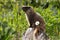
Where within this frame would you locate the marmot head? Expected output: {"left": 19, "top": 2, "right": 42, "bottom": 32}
{"left": 22, "top": 6, "right": 31, "bottom": 12}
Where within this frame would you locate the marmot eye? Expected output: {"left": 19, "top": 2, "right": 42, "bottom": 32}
{"left": 35, "top": 21, "right": 40, "bottom": 25}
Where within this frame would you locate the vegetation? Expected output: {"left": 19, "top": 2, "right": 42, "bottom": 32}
{"left": 0, "top": 0, "right": 60, "bottom": 40}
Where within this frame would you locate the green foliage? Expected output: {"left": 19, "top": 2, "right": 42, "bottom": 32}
{"left": 0, "top": 0, "right": 60, "bottom": 40}
{"left": 34, "top": 3, "right": 60, "bottom": 39}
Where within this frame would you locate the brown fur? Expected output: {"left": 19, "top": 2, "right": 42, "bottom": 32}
{"left": 22, "top": 7, "right": 45, "bottom": 31}
{"left": 22, "top": 7, "right": 49, "bottom": 40}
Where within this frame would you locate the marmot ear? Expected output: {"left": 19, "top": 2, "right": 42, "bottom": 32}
{"left": 22, "top": 6, "right": 31, "bottom": 12}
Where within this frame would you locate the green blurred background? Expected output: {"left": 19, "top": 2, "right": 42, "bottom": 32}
{"left": 0, "top": 0, "right": 60, "bottom": 40}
